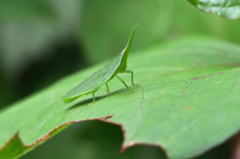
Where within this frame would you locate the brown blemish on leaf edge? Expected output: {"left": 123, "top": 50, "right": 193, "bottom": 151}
{"left": 0, "top": 114, "right": 114, "bottom": 151}
{"left": 27, "top": 115, "right": 115, "bottom": 147}
{"left": 0, "top": 113, "right": 169, "bottom": 158}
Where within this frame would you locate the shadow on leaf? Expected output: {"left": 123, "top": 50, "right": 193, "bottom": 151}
{"left": 67, "top": 89, "right": 127, "bottom": 110}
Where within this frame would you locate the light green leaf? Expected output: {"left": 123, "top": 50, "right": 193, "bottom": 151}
{"left": 188, "top": 0, "right": 240, "bottom": 19}
{"left": 1, "top": 36, "right": 240, "bottom": 159}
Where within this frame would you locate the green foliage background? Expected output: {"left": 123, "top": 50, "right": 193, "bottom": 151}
{"left": 1, "top": 0, "right": 240, "bottom": 158}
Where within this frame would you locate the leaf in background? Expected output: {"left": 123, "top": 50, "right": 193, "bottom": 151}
{"left": 80, "top": 0, "right": 174, "bottom": 64}
{"left": 0, "top": 0, "right": 54, "bottom": 20}
{"left": 80, "top": 0, "right": 240, "bottom": 66}
{"left": 0, "top": 133, "right": 28, "bottom": 159}
{"left": 1, "top": 36, "right": 240, "bottom": 159}
{"left": 188, "top": 0, "right": 240, "bottom": 19}
{"left": 0, "top": 0, "right": 82, "bottom": 79}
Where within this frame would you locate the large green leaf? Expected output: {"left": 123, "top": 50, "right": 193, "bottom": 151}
{"left": 188, "top": 0, "right": 240, "bottom": 19}
{"left": 1, "top": 36, "right": 240, "bottom": 159}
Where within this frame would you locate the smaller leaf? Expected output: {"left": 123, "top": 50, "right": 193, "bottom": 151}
{"left": 0, "top": 133, "right": 27, "bottom": 159}
{"left": 188, "top": 0, "right": 240, "bottom": 19}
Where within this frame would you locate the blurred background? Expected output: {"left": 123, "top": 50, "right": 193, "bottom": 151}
{"left": 1, "top": 0, "right": 239, "bottom": 158}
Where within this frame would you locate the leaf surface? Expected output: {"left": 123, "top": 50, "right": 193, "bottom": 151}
{"left": 1, "top": 36, "right": 240, "bottom": 159}
{"left": 188, "top": 0, "right": 240, "bottom": 19}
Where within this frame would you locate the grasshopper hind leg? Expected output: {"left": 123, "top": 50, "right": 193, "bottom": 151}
{"left": 123, "top": 70, "right": 136, "bottom": 86}
{"left": 116, "top": 75, "right": 133, "bottom": 93}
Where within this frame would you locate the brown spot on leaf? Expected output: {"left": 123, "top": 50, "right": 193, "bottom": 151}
{"left": 216, "top": 81, "right": 221, "bottom": 84}
{"left": 104, "top": 115, "right": 114, "bottom": 120}
{"left": 180, "top": 89, "right": 187, "bottom": 93}
{"left": 218, "top": 72, "right": 226, "bottom": 74}
{"left": 191, "top": 77, "right": 200, "bottom": 80}
{"left": 186, "top": 106, "right": 192, "bottom": 110}
{"left": 207, "top": 75, "right": 214, "bottom": 77}
{"left": 191, "top": 71, "right": 226, "bottom": 81}
{"left": 181, "top": 106, "right": 192, "bottom": 110}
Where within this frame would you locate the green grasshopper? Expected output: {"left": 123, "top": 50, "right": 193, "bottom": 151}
{"left": 62, "top": 25, "right": 137, "bottom": 103}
